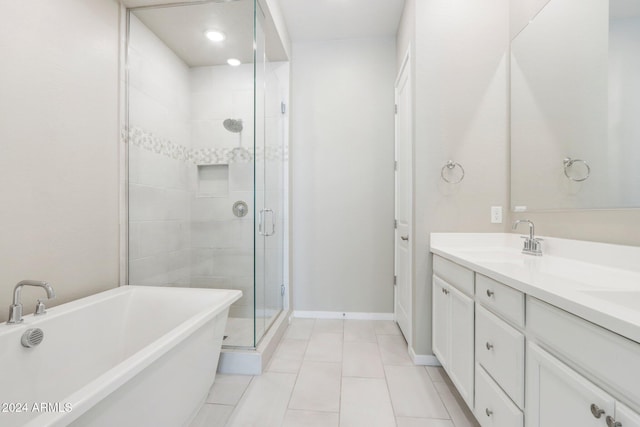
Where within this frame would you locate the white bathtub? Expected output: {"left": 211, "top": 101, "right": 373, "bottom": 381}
{"left": 0, "top": 285, "right": 241, "bottom": 427}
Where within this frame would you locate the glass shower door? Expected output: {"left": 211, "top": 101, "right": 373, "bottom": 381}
{"left": 254, "top": 2, "right": 284, "bottom": 344}
{"left": 126, "top": 0, "right": 286, "bottom": 350}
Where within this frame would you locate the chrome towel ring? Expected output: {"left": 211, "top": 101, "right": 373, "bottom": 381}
{"left": 441, "top": 160, "right": 465, "bottom": 184}
{"left": 563, "top": 157, "right": 590, "bottom": 182}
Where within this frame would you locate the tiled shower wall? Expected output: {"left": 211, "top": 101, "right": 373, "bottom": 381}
{"left": 128, "top": 15, "right": 192, "bottom": 287}
{"left": 189, "top": 64, "right": 256, "bottom": 318}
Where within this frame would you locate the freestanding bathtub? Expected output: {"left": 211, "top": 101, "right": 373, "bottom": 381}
{"left": 0, "top": 285, "right": 241, "bottom": 427}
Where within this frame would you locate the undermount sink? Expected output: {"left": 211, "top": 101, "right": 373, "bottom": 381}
{"left": 581, "top": 290, "right": 640, "bottom": 312}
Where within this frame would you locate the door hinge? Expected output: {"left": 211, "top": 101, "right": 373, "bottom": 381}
{"left": 281, "top": 102, "right": 286, "bottom": 114}
{"left": 394, "top": 160, "right": 398, "bottom": 171}
{"left": 393, "top": 275, "right": 397, "bottom": 285}
{"left": 281, "top": 284, "right": 286, "bottom": 297}
{"left": 394, "top": 104, "right": 398, "bottom": 114}
{"left": 394, "top": 219, "right": 398, "bottom": 229}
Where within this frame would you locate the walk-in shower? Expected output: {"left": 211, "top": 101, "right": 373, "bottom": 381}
{"left": 125, "top": 0, "right": 288, "bottom": 349}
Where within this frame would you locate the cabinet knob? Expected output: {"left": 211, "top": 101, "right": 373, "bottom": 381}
{"left": 486, "top": 342, "right": 494, "bottom": 350}
{"left": 606, "top": 416, "right": 622, "bottom": 427}
{"left": 486, "top": 289, "right": 494, "bottom": 297}
{"left": 590, "top": 404, "right": 605, "bottom": 419}
{"left": 401, "top": 235, "right": 409, "bottom": 241}
{"left": 485, "top": 408, "right": 493, "bottom": 417}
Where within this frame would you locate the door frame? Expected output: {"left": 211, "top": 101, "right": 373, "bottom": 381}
{"left": 394, "top": 46, "right": 413, "bottom": 346}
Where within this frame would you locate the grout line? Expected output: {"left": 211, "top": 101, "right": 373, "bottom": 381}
{"left": 337, "top": 321, "right": 347, "bottom": 427}
{"left": 380, "top": 354, "right": 400, "bottom": 427}
{"left": 233, "top": 375, "right": 254, "bottom": 409}
{"left": 280, "top": 322, "right": 311, "bottom": 421}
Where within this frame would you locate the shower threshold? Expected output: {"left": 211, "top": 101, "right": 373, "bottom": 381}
{"left": 217, "top": 309, "right": 290, "bottom": 375}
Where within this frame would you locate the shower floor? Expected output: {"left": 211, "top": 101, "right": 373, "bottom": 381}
{"left": 223, "top": 312, "right": 280, "bottom": 347}
{"left": 223, "top": 317, "right": 254, "bottom": 347}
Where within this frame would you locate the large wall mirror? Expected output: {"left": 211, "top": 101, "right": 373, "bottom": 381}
{"left": 511, "top": 0, "right": 640, "bottom": 211}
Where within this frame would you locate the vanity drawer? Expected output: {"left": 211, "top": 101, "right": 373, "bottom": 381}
{"left": 475, "top": 304, "right": 525, "bottom": 408}
{"left": 528, "top": 297, "right": 640, "bottom": 411}
{"left": 476, "top": 274, "right": 524, "bottom": 327}
{"left": 475, "top": 364, "right": 523, "bottom": 427}
{"left": 433, "top": 255, "right": 474, "bottom": 296}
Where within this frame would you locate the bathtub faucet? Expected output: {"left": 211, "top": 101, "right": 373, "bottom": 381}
{"left": 6, "top": 280, "right": 56, "bottom": 324}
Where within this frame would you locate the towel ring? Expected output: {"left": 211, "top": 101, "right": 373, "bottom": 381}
{"left": 441, "top": 160, "right": 465, "bottom": 184}
{"left": 563, "top": 157, "right": 590, "bottom": 182}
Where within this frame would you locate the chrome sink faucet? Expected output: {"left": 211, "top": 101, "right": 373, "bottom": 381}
{"left": 513, "top": 220, "right": 543, "bottom": 256}
{"left": 6, "top": 280, "right": 56, "bottom": 324}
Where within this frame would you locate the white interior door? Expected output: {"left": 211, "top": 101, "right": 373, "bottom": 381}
{"left": 394, "top": 50, "right": 412, "bottom": 345}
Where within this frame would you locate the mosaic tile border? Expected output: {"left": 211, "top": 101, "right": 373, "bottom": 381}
{"left": 124, "top": 126, "right": 288, "bottom": 164}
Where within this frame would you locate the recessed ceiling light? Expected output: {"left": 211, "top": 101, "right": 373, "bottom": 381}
{"left": 227, "top": 58, "right": 241, "bottom": 66}
{"left": 205, "top": 30, "right": 226, "bottom": 42}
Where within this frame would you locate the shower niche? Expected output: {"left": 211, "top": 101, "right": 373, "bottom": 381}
{"left": 197, "top": 164, "right": 228, "bottom": 198}
{"left": 126, "top": 0, "right": 289, "bottom": 349}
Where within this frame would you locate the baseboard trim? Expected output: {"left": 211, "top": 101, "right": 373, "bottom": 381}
{"left": 409, "top": 347, "right": 441, "bottom": 366}
{"left": 293, "top": 310, "right": 394, "bottom": 321}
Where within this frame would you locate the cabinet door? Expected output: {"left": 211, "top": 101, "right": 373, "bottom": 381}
{"left": 616, "top": 403, "right": 640, "bottom": 427}
{"left": 432, "top": 275, "right": 450, "bottom": 368}
{"left": 449, "top": 285, "right": 474, "bottom": 409}
{"left": 526, "top": 343, "right": 615, "bottom": 427}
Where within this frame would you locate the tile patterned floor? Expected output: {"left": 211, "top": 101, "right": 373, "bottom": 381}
{"left": 190, "top": 318, "right": 480, "bottom": 427}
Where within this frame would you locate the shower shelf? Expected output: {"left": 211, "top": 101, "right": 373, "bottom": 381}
{"left": 197, "top": 164, "right": 229, "bottom": 198}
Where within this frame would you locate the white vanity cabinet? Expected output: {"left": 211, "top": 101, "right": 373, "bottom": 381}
{"left": 526, "top": 342, "right": 615, "bottom": 427}
{"left": 527, "top": 342, "right": 640, "bottom": 427}
{"left": 473, "top": 275, "right": 525, "bottom": 427}
{"left": 617, "top": 403, "right": 640, "bottom": 427}
{"left": 430, "top": 246, "right": 640, "bottom": 427}
{"left": 432, "top": 256, "right": 475, "bottom": 409}
{"left": 475, "top": 363, "right": 523, "bottom": 427}
{"left": 527, "top": 297, "right": 640, "bottom": 427}
{"left": 475, "top": 304, "right": 525, "bottom": 409}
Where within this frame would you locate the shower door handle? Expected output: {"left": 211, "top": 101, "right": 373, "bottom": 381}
{"left": 258, "top": 209, "right": 265, "bottom": 236}
{"left": 258, "top": 209, "right": 275, "bottom": 236}
{"left": 264, "top": 209, "right": 275, "bottom": 236}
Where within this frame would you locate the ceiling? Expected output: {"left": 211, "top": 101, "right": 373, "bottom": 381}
{"left": 128, "top": 0, "right": 406, "bottom": 66}
{"left": 132, "top": 0, "right": 287, "bottom": 67}
{"left": 277, "top": 0, "right": 406, "bottom": 41}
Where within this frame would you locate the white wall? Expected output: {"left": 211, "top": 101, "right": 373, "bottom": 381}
{"left": 291, "top": 37, "right": 396, "bottom": 314}
{"left": 0, "top": 0, "right": 121, "bottom": 320}
{"left": 397, "top": 0, "right": 510, "bottom": 355}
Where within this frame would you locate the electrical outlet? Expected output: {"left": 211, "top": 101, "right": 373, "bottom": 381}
{"left": 491, "top": 206, "right": 503, "bottom": 224}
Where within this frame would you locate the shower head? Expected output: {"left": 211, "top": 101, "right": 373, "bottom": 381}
{"left": 223, "top": 118, "right": 243, "bottom": 133}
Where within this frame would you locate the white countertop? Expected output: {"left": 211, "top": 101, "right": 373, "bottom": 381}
{"left": 430, "top": 233, "right": 640, "bottom": 344}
